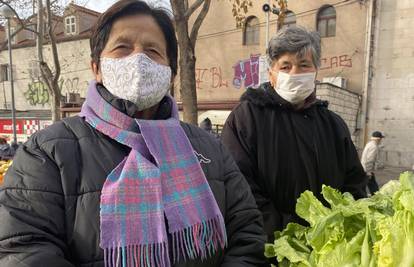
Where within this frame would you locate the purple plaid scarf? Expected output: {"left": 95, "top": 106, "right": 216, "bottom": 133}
{"left": 79, "top": 81, "right": 226, "bottom": 267}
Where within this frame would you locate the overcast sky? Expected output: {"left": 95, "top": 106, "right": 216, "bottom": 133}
{"left": 85, "top": 0, "right": 171, "bottom": 13}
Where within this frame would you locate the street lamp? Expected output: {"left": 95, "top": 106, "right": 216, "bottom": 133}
{"left": 0, "top": 5, "right": 17, "bottom": 144}
{"left": 262, "top": 2, "right": 281, "bottom": 48}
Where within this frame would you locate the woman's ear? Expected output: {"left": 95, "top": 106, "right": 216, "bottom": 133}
{"left": 91, "top": 61, "right": 102, "bottom": 83}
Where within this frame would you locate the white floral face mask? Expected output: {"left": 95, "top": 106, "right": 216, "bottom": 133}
{"left": 100, "top": 53, "right": 172, "bottom": 111}
{"left": 273, "top": 71, "right": 316, "bottom": 104}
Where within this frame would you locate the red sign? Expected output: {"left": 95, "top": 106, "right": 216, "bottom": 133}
{"left": 0, "top": 119, "right": 25, "bottom": 134}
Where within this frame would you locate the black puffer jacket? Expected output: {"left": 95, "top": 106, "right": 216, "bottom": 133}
{"left": 221, "top": 82, "right": 368, "bottom": 239}
{"left": 0, "top": 89, "right": 266, "bottom": 266}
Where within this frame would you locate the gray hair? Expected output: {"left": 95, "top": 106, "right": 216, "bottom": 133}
{"left": 266, "top": 26, "right": 321, "bottom": 68}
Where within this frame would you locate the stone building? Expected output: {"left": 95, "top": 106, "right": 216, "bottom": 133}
{"left": 367, "top": 0, "right": 414, "bottom": 167}
{"left": 184, "top": 0, "right": 370, "bottom": 146}
{"left": 0, "top": 0, "right": 412, "bottom": 167}
{"left": 0, "top": 3, "right": 98, "bottom": 141}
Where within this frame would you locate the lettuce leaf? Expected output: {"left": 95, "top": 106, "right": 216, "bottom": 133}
{"left": 266, "top": 172, "right": 414, "bottom": 267}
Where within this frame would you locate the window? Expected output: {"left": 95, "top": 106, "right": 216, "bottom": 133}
{"left": 279, "top": 11, "right": 296, "bottom": 30}
{"left": 243, "top": 16, "right": 260, "bottom": 45}
{"left": 317, "top": 6, "right": 336, "bottom": 37}
{"left": 65, "top": 15, "right": 76, "bottom": 35}
{"left": 0, "top": 65, "right": 9, "bottom": 82}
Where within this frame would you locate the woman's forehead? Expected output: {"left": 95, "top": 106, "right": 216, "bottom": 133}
{"left": 275, "top": 51, "right": 313, "bottom": 64}
{"left": 107, "top": 14, "right": 166, "bottom": 46}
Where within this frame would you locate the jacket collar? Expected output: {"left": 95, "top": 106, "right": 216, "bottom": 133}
{"left": 240, "top": 82, "right": 328, "bottom": 110}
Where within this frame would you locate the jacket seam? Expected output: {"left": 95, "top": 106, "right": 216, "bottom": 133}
{"left": 0, "top": 187, "right": 63, "bottom": 195}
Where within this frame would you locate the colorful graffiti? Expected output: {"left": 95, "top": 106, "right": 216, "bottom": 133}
{"left": 196, "top": 66, "right": 228, "bottom": 90}
{"left": 320, "top": 54, "right": 353, "bottom": 70}
{"left": 24, "top": 81, "right": 50, "bottom": 106}
{"left": 233, "top": 54, "right": 260, "bottom": 89}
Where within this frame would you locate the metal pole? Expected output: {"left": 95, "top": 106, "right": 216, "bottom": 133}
{"left": 6, "top": 18, "right": 17, "bottom": 144}
{"left": 266, "top": 0, "right": 270, "bottom": 48}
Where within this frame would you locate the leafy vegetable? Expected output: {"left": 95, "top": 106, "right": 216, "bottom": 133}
{"left": 265, "top": 172, "right": 414, "bottom": 267}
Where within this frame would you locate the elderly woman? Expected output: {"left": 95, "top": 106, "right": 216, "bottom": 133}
{"left": 221, "top": 26, "right": 368, "bottom": 241}
{"left": 0, "top": 1, "right": 266, "bottom": 266}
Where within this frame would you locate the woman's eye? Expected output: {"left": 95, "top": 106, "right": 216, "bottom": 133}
{"left": 147, "top": 49, "right": 160, "bottom": 56}
{"left": 115, "top": 45, "right": 127, "bottom": 50}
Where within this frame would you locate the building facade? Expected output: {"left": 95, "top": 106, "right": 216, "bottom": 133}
{"left": 180, "top": 0, "right": 370, "bottom": 147}
{"left": 0, "top": 0, "right": 412, "bottom": 168}
{"left": 0, "top": 3, "right": 97, "bottom": 141}
{"left": 368, "top": 0, "right": 414, "bottom": 167}
{"left": 180, "top": 0, "right": 370, "bottom": 102}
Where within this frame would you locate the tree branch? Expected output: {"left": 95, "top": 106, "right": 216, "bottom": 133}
{"left": 45, "top": 0, "right": 60, "bottom": 86}
{"left": 0, "top": 1, "right": 39, "bottom": 49}
{"left": 189, "top": 0, "right": 211, "bottom": 48}
{"left": 36, "top": 0, "right": 44, "bottom": 63}
{"left": 184, "top": 0, "right": 188, "bottom": 10}
{"left": 184, "top": 0, "right": 203, "bottom": 19}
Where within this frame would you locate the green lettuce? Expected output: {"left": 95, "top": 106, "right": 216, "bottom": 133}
{"left": 265, "top": 172, "right": 414, "bottom": 267}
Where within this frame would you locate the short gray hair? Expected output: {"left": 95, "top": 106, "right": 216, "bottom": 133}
{"left": 266, "top": 26, "right": 321, "bottom": 68}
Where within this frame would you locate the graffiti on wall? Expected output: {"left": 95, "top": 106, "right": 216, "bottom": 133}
{"left": 320, "top": 54, "right": 353, "bottom": 70}
{"left": 233, "top": 54, "right": 260, "bottom": 89}
{"left": 59, "top": 77, "right": 80, "bottom": 94}
{"left": 196, "top": 66, "right": 229, "bottom": 90}
{"left": 25, "top": 77, "right": 83, "bottom": 106}
{"left": 24, "top": 81, "right": 50, "bottom": 106}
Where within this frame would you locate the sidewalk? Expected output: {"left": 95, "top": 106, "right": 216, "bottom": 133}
{"left": 375, "top": 166, "right": 410, "bottom": 187}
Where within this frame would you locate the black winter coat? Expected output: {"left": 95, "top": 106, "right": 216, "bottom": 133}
{"left": 221, "top": 83, "right": 368, "bottom": 239}
{"left": 0, "top": 89, "right": 266, "bottom": 267}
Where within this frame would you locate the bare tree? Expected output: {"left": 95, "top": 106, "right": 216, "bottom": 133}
{"left": 170, "top": 0, "right": 287, "bottom": 125}
{"left": 0, "top": 0, "right": 87, "bottom": 122}
{"left": 37, "top": 0, "right": 61, "bottom": 122}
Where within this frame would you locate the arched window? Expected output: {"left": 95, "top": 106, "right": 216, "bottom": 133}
{"left": 317, "top": 5, "right": 336, "bottom": 37}
{"left": 243, "top": 16, "right": 260, "bottom": 45}
{"left": 279, "top": 11, "right": 296, "bottom": 30}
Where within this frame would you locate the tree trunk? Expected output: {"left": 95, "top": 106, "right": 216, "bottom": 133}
{"left": 51, "top": 91, "right": 61, "bottom": 122}
{"left": 171, "top": 2, "right": 198, "bottom": 125}
{"left": 178, "top": 38, "right": 198, "bottom": 125}
{"left": 171, "top": 0, "right": 212, "bottom": 125}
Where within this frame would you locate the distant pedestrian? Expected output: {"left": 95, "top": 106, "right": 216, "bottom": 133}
{"left": 199, "top": 117, "right": 219, "bottom": 137}
{"left": 0, "top": 137, "right": 13, "bottom": 160}
{"left": 200, "top": 117, "right": 213, "bottom": 132}
{"left": 361, "top": 131, "right": 385, "bottom": 195}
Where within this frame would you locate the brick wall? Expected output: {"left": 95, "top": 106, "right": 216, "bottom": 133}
{"left": 317, "top": 83, "right": 361, "bottom": 147}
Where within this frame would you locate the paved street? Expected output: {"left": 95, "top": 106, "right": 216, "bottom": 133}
{"left": 375, "top": 166, "right": 411, "bottom": 187}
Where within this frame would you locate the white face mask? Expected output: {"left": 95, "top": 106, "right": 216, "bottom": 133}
{"left": 100, "top": 53, "right": 172, "bottom": 111}
{"left": 273, "top": 71, "right": 316, "bottom": 104}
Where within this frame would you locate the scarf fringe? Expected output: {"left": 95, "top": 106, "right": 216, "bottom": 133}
{"left": 171, "top": 215, "right": 227, "bottom": 263}
{"left": 104, "top": 242, "right": 170, "bottom": 267}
